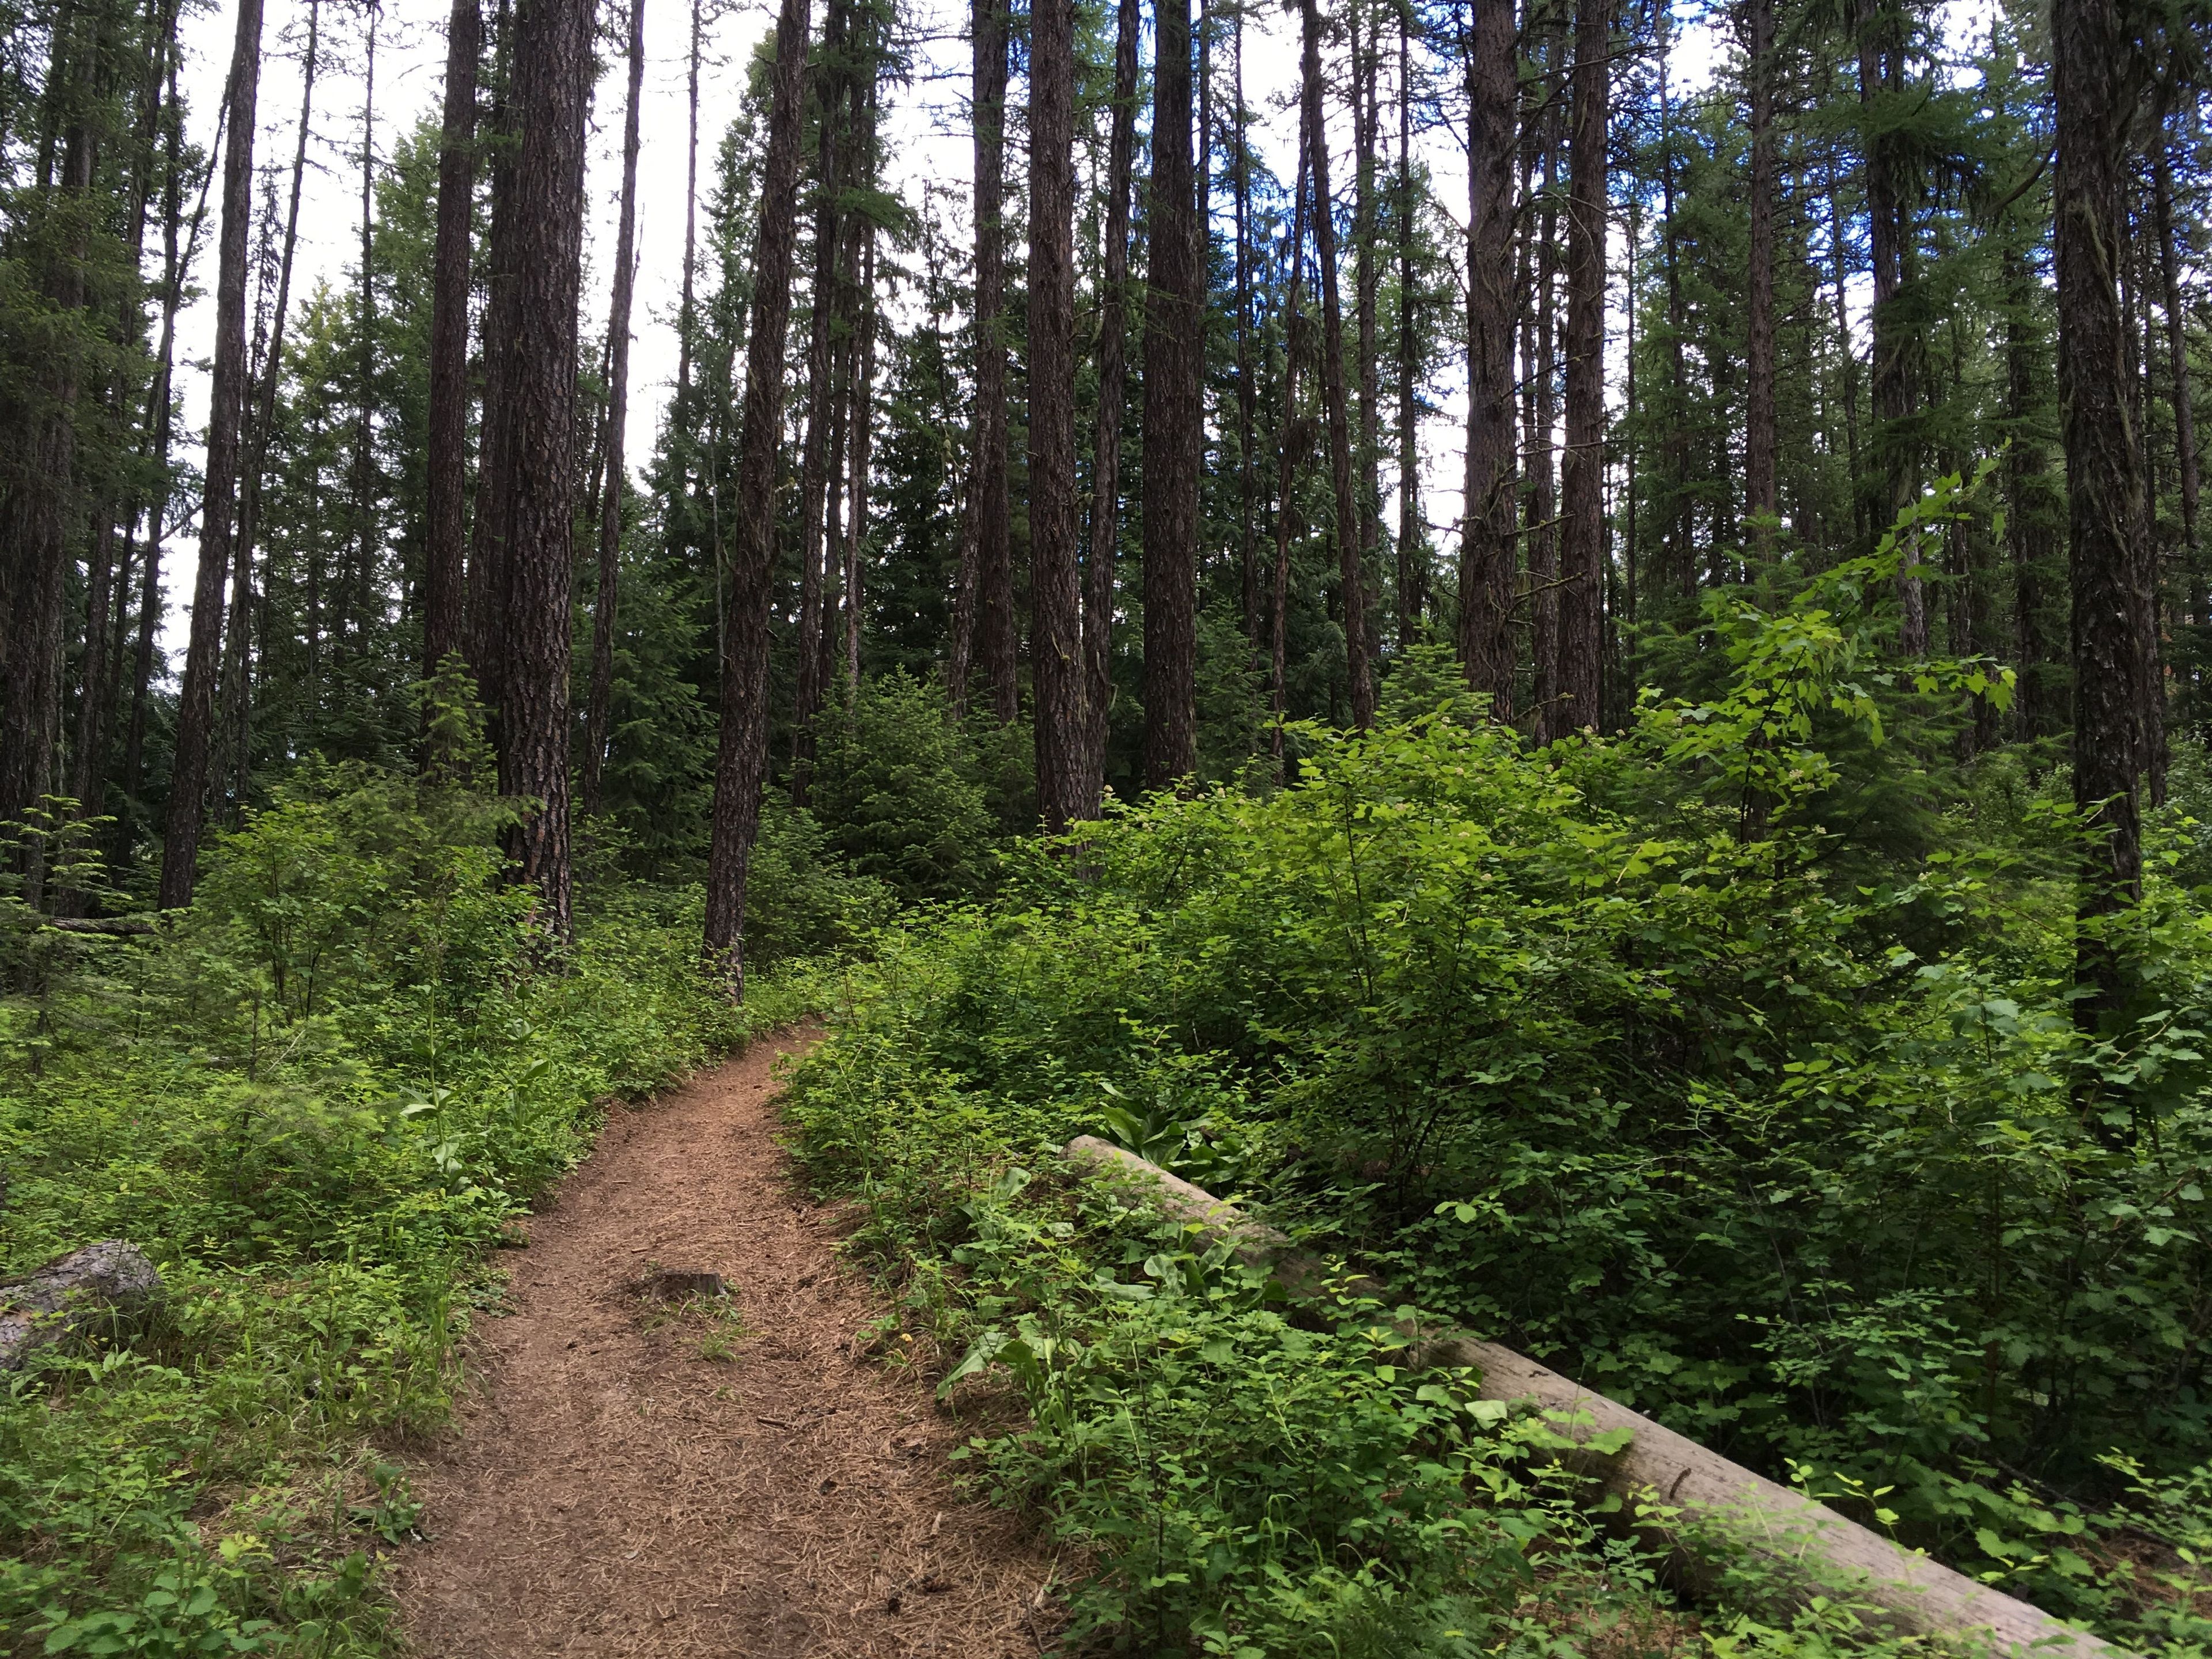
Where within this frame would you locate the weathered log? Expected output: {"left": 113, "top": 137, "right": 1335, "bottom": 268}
{"left": 0, "top": 1240, "right": 162, "bottom": 1369}
{"left": 44, "top": 915, "right": 158, "bottom": 935}
{"left": 1060, "top": 1137, "right": 2123, "bottom": 1659}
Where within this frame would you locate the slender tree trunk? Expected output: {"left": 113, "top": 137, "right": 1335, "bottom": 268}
{"left": 160, "top": 0, "right": 263, "bottom": 908}
{"left": 1744, "top": 0, "right": 1777, "bottom": 552}
{"left": 1530, "top": 55, "right": 1562, "bottom": 733}
{"left": 1656, "top": 16, "right": 1691, "bottom": 594}
{"left": 1458, "top": 0, "right": 1516, "bottom": 712}
{"left": 1234, "top": 4, "right": 1257, "bottom": 662}
{"left": 467, "top": 0, "right": 518, "bottom": 745}
{"left": 2154, "top": 138, "right": 2199, "bottom": 627}
{"left": 675, "top": 0, "right": 703, "bottom": 421}
{"left": 1029, "top": 0, "right": 1084, "bottom": 827}
{"left": 1272, "top": 143, "right": 1312, "bottom": 763}
{"left": 1082, "top": 0, "right": 1140, "bottom": 812}
{"left": 127, "top": 66, "right": 209, "bottom": 817}
{"left": 423, "top": 0, "right": 477, "bottom": 678}
{"left": 2053, "top": 0, "right": 2149, "bottom": 1068}
{"left": 2003, "top": 242, "right": 2056, "bottom": 741}
{"left": 792, "top": 0, "right": 851, "bottom": 794}
{"left": 1352, "top": 0, "right": 1382, "bottom": 663}
{"left": 974, "top": 0, "right": 1016, "bottom": 722}
{"left": 493, "top": 0, "right": 594, "bottom": 939}
{"left": 350, "top": 3, "right": 378, "bottom": 657}
{"left": 1825, "top": 138, "right": 1865, "bottom": 545}
{"left": 1395, "top": 1, "right": 1420, "bottom": 648}
{"left": 1143, "top": 0, "right": 1205, "bottom": 782}
{"left": 845, "top": 225, "right": 876, "bottom": 696}
{"left": 0, "top": 9, "right": 101, "bottom": 880}
{"left": 704, "top": 0, "right": 813, "bottom": 983}
{"left": 1857, "top": 0, "right": 1919, "bottom": 647}
{"left": 1301, "top": 0, "right": 1374, "bottom": 730}
{"left": 1556, "top": 0, "right": 1609, "bottom": 730}
{"left": 581, "top": 0, "right": 645, "bottom": 817}
{"left": 222, "top": 0, "right": 320, "bottom": 819}
{"left": 71, "top": 0, "right": 183, "bottom": 836}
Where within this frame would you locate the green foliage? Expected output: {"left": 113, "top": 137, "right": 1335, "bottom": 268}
{"left": 781, "top": 592, "right": 2212, "bottom": 1653}
{"left": 808, "top": 672, "right": 1003, "bottom": 899}
{"left": 0, "top": 762, "right": 799, "bottom": 1651}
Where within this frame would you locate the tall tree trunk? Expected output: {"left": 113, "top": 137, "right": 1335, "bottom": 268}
{"left": 1457, "top": 0, "right": 1516, "bottom": 712}
{"left": 1824, "top": 138, "right": 1865, "bottom": 545}
{"left": 2154, "top": 137, "right": 2199, "bottom": 633}
{"left": 1744, "top": 0, "right": 1777, "bottom": 553}
{"left": 704, "top": 0, "right": 813, "bottom": 983}
{"left": 1271, "top": 141, "right": 1312, "bottom": 763}
{"left": 1233, "top": 2, "right": 1257, "bottom": 662}
{"left": 1529, "top": 48, "right": 1562, "bottom": 733}
{"left": 675, "top": 0, "right": 703, "bottom": 422}
{"left": 423, "top": 0, "right": 477, "bottom": 679}
{"left": 466, "top": 0, "right": 518, "bottom": 747}
{"left": 1143, "top": 0, "right": 1204, "bottom": 783}
{"left": 1029, "top": 0, "right": 1083, "bottom": 828}
{"left": 1556, "top": 0, "right": 1608, "bottom": 732}
{"left": 792, "top": 0, "right": 851, "bottom": 796}
{"left": 71, "top": 0, "right": 184, "bottom": 836}
{"left": 1857, "top": 0, "right": 1919, "bottom": 646}
{"left": 493, "top": 0, "right": 594, "bottom": 939}
{"left": 1300, "top": 0, "right": 1374, "bottom": 730}
{"left": 973, "top": 0, "right": 1016, "bottom": 722}
{"left": 127, "top": 65, "right": 209, "bottom": 817}
{"left": 1352, "top": 0, "right": 1382, "bottom": 663}
{"left": 222, "top": 0, "right": 320, "bottom": 818}
{"left": 160, "top": 0, "right": 263, "bottom": 909}
{"left": 1082, "top": 0, "right": 1139, "bottom": 812}
{"left": 0, "top": 6, "right": 101, "bottom": 888}
{"left": 350, "top": 2, "right": 378, "bottom": 657}
{"left": 2003, "top": 241, "right": 2058, "bottom": 741}
{"left": 2052, "top": 0, "right": 2148, "bottom": 1070}
{"left": 845, "top": 225, "right": 876, "bottom": 696}
{"left": 582, "top": 0, "right": 645, "bottom": 816}
{"left": 1394, "top": 0, "right": 1420, "bottom": 649}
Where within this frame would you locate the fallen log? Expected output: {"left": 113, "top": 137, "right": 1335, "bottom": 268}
{"left": 1060, "top": 1135, "right": 2121, "bottom": 1659}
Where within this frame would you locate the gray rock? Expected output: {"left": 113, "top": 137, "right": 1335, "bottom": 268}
{"left": 0, "top": 1241, "right": 161, "bottom": 1370}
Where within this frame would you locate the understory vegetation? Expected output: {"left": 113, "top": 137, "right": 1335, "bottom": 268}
{"left": 783, "top": 555, "right": 2212, "bottom": 1658}
{"left": 0, "top": 735, "right": 844, "bottom": 1653}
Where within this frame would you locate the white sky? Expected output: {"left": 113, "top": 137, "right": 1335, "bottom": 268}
{"left": 160, "top": 0, "right": 1733, "bottom": 661}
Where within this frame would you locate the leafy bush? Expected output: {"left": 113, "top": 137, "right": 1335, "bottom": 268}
{"left": 780, "top": 523, "right": 2212, "bottom": 1653}
{"left": 809, "top": 672, "right": 1002, "bottom": 899}
{"left": 0, "top": 762, "right": 804, "bottom": 1652}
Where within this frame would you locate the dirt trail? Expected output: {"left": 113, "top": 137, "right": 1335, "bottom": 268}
{"left": 394, "top": 1031, "right": 1057, "bottom": 1657}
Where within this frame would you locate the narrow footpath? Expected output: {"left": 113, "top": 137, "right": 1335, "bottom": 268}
{"left": 394, "top": 1030, "right": 1058, "bottom": 1657}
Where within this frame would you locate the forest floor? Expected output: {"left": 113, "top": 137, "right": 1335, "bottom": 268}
{"left": 391, "top": 1029, "right": 1060, "bottom": 1658}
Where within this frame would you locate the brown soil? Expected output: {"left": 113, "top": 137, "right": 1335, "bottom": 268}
{"left": 393, "top": 1030, "right": 1059, "bottom": 1657}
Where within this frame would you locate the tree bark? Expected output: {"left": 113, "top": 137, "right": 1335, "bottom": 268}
{"left": 1233, "top": 3, "right": 1257, "bottom": 663}
{"left": 2153, "top": 137, "right": 2199, "bottom": 617}
{"left": 845, "top": 224, "right": 877, "bottom": 696}
{"left": 1352, "top": 0, "right": 1382, "bottom": 666}
{"left": 792, "top": 0, "right": 851, "bottom": 796}
{"left": 493, "top": 0, "right": 594, "bottom": 939}
{"left": 1143, "top": 0, "right": 1205, "bottom": 783}
{"left": 423, "top": 0, "right": 477, "bottom": 680}
{"left": 2052, "top": 0, "right": 2147, "bottom": 1059}
{"left": 1271, "top": 123, "right": 1313, "bottom": 764}
{"left": 1556, "top": 0, "right": 1608, "bottom": 733}
{"left": 1857, "top": 0, "right": 1919, "bottom": 646}
{"left": 158, "top": 0, "right": 262, "bottom": 909}
{"left": 1394, "top": 2, "right": 1421, "bottom": 649}
{"left": 1744, "top": 0, "right": 1777, "bottom": 554}
{"left": 466, "top": 0, "right": 518, "bottom": 746}
{"left": 1029, "top": 0, "right": 1083, "bottom": 828}
{"left": 222, "top": 0, "right": 320, "bottom": 818}
{"left": 349, "top": 3, "right": 378, "bottom": 658}
{"left": 1081, "top": 0, "right": 1139, "bottom": 813}
{"left": 704, "top": 0, "right": 813, "bottom": 984}
{"left": 1457, "top": 0, "right": 1516, "bottom": 713}
{"left": 1300, "top": 0, "right": 1374, "bottom": 730}
{"left": 582, "top": 0, "right": 646, "bottom": 817}
{"left": 675, "top": 0, "right": 703, "bottom": 422}
{"left": 973, "top": 0, "right": 1016, "bottom": 723}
